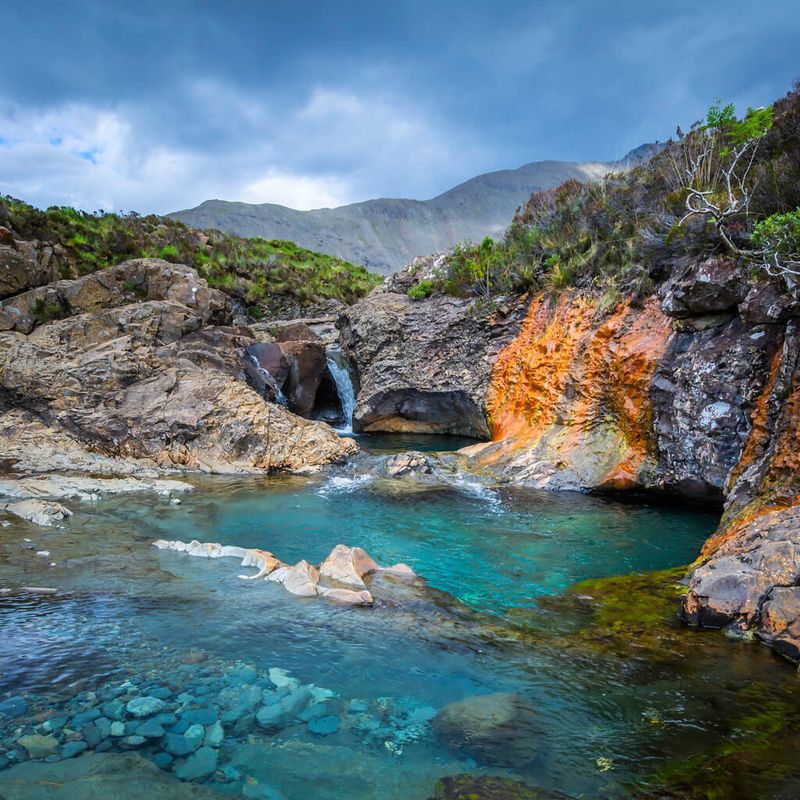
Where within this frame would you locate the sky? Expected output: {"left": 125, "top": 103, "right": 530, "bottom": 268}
{"left": 0, "top": 0, "right": 797, "bottom": 214}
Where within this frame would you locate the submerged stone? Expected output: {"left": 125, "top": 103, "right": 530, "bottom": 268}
{"left": 0, "top": 697, "right": 29, "bottom": 718}
{"left": 61, "top": 741, "right": 88, "bottom": 759}
{"left": 101, "top": 700, "right": 125, "bottom": 720}
{"left": 430, "top": 774, "right": 572, "bottom": 799}
{"left": 42, "top": 716, "right": 69, "bottom": 733}
{"left": 18, "top": 735, "right": 60, "bottom": 759}
{"left": 181, "top": 707, "right": 218, "bottom": 726}
{"left": 70, "top": 708, "right": 101, "bottom": 729}
{"left": 174, "top": 746, "right": 217, "bottom": 781}
{"left": 307, "top": 715, "right": 340, "bottom": 736}
{"left": 126, "top": 696, "right": 166, "bottom": 718}
{"left": 153, "top": 751, "right": 173, "bottom": 770}
{"left": 134, "top": 719, "right": 166, "bottom": 739}
{"left": 203, "top": 721, "right": 224, "bottom": 748}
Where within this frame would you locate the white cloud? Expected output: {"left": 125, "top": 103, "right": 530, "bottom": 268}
{"left": 0, "top": 83, "right": 488, "bottom": 214}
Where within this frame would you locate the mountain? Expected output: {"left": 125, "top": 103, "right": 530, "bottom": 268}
{"left": 168, "top": 148, "right": 655, "bottom": 274}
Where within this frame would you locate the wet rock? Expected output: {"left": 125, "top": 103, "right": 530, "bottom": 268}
{"left": 758, "top": 586, "right": 800, "bottom": 662}
{"left": 174, "top": 746, "right": 218, "bottom": 781}
{"left": 318, "top": 544, "right": 379, "bottom": 589}
{"left": 126, "top": 696, "right": 166, "bottom": 718}
{"left": 61, "top": 741, "right": 88, "bottom": 759}
{"left": 307, "top": 715, "right": 340, "bottom": 736}
{"left": 110, "top": 722, "right": 125, "bottom": 737}
{"left": 3, "top": 499, "right": 73, "bottom": 527}
{"left": 17, "top": 734, "right": 60, "bottom": 759}
{"left": 121, "top": 735, "right": 146, "bottom": 748}
{"left": 181, "top": 707, "right": 218, "bottom": 726}
{"left": 433, "top": 693, "right": 539, "bottom": 767}
{"left": 154, "top": 751, "right": 173, "bottom": 770}
{"left": 430, "top": 774, "right": 571, "bottom": 800}
{"left": 203, "top": 721, "right": 224, "bottom": 748}
{"left": 739, "top": 279, "right": 800, "bottom": 323}
{"left": 383, "top": 451, "right": 433, "bottom": 477}
{"left": 133, "top": 719, "right": 166, "bottom": 739}
{"left": 0, "top": 696, "right": 29, "bottom": 718}
{"left": 70, "top": 708, "right": 101, "bottom": 729}
{"left": 162, "top": 731, "right": 201, "bottom": 757}
{"left": 101, "top": 700, "right": 125, "bottom": 720}
{"left": 660, "top": 256, "right": 745, "bottom": 317}
{"left": 683, "top": 506, "right": 800, "bottom": 632}
{"left": 0, "top": 475, "right": 192, "bottom": 502}
{"left": 340, "top": 290, "right": 522, "bottom": 437}
{"left": 256, "top": 686, "right": 312, "bottom": 730}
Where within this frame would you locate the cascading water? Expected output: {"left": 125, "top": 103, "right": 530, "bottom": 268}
{"left": 247, "top": 352, "right": 289, "bottom": 407}
{"left": 326, "top": 347, "right": 357, "bottom": 432}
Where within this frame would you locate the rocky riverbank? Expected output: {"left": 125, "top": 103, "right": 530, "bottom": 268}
{"left": 0, "top": 233, "right": 356, "bottom": 476}
{"left": 341, "top": 255, "right": 800, "bottom": 663}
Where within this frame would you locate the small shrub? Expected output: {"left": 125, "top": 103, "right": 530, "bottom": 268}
{"left": 408, "top": 279, "right": 435, "bottom": 299}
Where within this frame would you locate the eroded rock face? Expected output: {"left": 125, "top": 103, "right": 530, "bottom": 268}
{"left": 660, "top": 256, "right": 745, "bottom": 317}
{"left": 0, "top": 228, "right": 60, "bottom": 301}
{"left": 0, "top": 260, "right": 356, "bottom": 475}
{"left": 339, "top": 289, "right": 524, "bottom": 438}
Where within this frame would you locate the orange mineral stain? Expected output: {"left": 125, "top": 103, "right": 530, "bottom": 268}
{"left": 484, "top": 291, "right": 673, "bottom": 488}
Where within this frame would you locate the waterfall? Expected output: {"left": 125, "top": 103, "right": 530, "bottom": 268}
{"left": 326, "top": 347, "right": 357, "bottom": 432}
{"left": 247, "top": 352, "right": 289, "bottom": 407}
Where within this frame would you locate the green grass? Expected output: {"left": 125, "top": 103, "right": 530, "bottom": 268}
{"left": 0, "top": 196, "right": 382, "bottom": 312}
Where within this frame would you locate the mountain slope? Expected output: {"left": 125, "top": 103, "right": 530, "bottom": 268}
{"left": 169, "top": 151, "right": 652, "bottom": 274}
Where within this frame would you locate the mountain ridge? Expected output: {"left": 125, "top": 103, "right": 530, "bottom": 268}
{"left": 169, "top": 147, "right": 656, "bottom": 274}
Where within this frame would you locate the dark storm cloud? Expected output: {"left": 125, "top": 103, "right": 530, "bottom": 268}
{"left": 0, "top": 0, "right": 797, "bottom": 213}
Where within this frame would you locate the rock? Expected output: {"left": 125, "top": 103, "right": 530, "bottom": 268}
{"left": 339, "top": 290, "right": 523, "bottom": 437}
{"left": 174, "top": 746, "right": 218, "bottom": 781}
{"left": 256, "top": 686, "right": 312, "bottom": 730}
{"left": 70, "top": 708, "right": 101, "bottom": 729}
{"left": 430, "top": 774, "right": 571, "bottom": 799}
{"left": 318, "top": 544, "right": 380, "bottom": 589}
{"left": 181, "top": 707, "right": 218, "bottom": 726}
{"left": 433, "top": 693, "right": 539, "bottom": 767}
{"left": 121, "top": 735, "right": 146, "bottom": 748}
{"left": 758, "top": 586, "right": 800, "bottom": 662}
{"left": 153, "top": 751, "right": 173, "bottom": 770}
{"left": 383, "top": 451, "right": 433, "bottom": 477}
{"left": 3, "top": 499, "right": 72, "bottom": 527}
{"left": 739, "top": 279, "right": 800, "bottom": 323}
{"left": 125, "top": 696, "right": 166, "bottom": 718}
{"left": 110, "top": 722, "right": 125, "bottom": 737}
{"left": 307, "top": 715, "right": 340, "bottom": 736}
{"left": 162, "top": 732, "right": 201, "bottom": 757}
{"left": 0, "top": 697, "right": 29, "bottom": 718}
{"left": 0, "top": 475, "right": 192, "bottom": 502}
{"left": 660, "top": 255, "right": 746, "bottom": 317}
{"left": 270, "top": 560, "right": 320, "bottom": 596}
{"left": 270, "top": 321, "right": 323, "bottom": 343}
{"left": 101, "top": 700, "right": 125, "bottom": 721}
{"left": 0, "top": 751, "right": 223, "bottom": 799}
{"left": 0, "top": 260, "right": 357, "bottom": 477}
{"left": 17, "top": 734, "right": 60, "bottom": 759}
{"left": 42, "top": 716, "right": 68, "bottom": 733}
{"left": 683, "top": 506, "right": 800, "bottom": 632}
{"left": 203, "top": 721, "right": 224, "bottom": 748}
{"left": 133, "top": 719, "right": 165, "bottom": 739}
{"left": 61, "top": 741, "right": 88, "bottom": 759}
{"left": 277, "top": 340, "right": 328, "bottom": 416}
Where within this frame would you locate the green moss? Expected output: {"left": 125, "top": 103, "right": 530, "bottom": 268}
{"left": 31, "top": 298, "right": 65, "bottom": 323}
{"left": 408, "top": 279, "right": 435, "bottom": 299}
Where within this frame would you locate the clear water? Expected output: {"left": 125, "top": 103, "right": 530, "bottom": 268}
{"left": 2, "top": 474, "right": 799, "bottom": 799}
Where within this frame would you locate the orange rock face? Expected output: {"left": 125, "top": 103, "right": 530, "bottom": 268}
{"left": 481, "top": 291, "right": 672, "bottom": 489}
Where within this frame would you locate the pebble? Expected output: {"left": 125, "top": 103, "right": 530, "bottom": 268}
{"left": 134, "top": 719, "right": 166, "bottom": 738}
{"left": 0, "top": 697, "right": 29, "bottom": 718}
{"left": 42, "top": 716, "right": 69, "bottom": 733}
{"left": 307, "top": 715, "right": 340, "bottom": 736}
{"left": 203, "top": 720, "right": 224, "bottom": 748}
{"left": 61, "top": 741, "right": 88, "bottom": 759}
{"left": 154, "top": 751, "right": 174, "bottom": 770}
{"left": 122, "top": 735, "right": 146, "bottom": 748}
{"left": 126, "top": 696, "right": 166, "bottom": 718}
{"left": 110, "top": 721, "right": 126, "bottom": 737}
{"left": 163, "top": 732, "right": 200, "bottom": 757}
{"left": 175, "top": 746, "right": 218, "bottom": 781}
{"left": 170, "top": 498, "right": 182, "bottom": 506}
{"left": 181, "top": 707, "right": 218, "bottom": 726}
{"left": 71, "top": 708, "right": 101, "bottom": 729}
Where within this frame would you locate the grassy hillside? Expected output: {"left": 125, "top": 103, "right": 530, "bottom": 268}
{"left": 422, "top": 83, "right": 800, "bottom": 304}
{"left": 0, "top": 197, "right": 381, "bottom": 316}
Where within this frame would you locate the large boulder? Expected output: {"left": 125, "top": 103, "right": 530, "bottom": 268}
{"left": 339, "top": 290, "right": 524, "bottom": 438}
{"left": 0, "top": 257, "right": 229, "bottom": 333}
{"left": 0, "top": 228, "right": 60, "bottom": 300}
{"left": 660, "top": 256, "right": 746, "bottom": 318}
{"left": 433, "top": 692, "right": 539, "bottom": 767}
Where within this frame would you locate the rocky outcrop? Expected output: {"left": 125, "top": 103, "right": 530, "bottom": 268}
{"left": 0, "top": 226, "right": 60, "bottom": 301}
{"left": 339, "top": 288, "right": 524, "bottom": 438}
{"left": 3, "top": 498, "right": 73, "bottom": 526}
{"left": 153, "top": 539, "right": 415, "bottom": 605}
{"left": 0, "top": 258, "right": 356, "bottom": 475}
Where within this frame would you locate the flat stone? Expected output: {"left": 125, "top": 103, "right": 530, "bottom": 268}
{"left": 203, "top": 721, "right": 224, "bottom": 748}
{"left": 162, "top": 731, "right": 201, "bottom": 757}
{"left": 307, "top": 715, "right": 340, "bottom": 736}
{"left": 174, "top": 746, "right": 218, "bottom": 781}
{"left": 122, "top": 735, "right": 146, "bottom": 748}
{"left": 0, "top": 697, "right": 29, "bottom": 718}
{"left": 61, "top": 741, "right": 88, "bottom": 759}
{"left": 126, "top": 696, "right": 166, "bottom": 718}
{"left": 154, "top": 751, "right": 173, "bottom": 770}
{"left": 101, "top": 700, "right": 125, "bottom": 720}
{"left": 181, "top": 707, "right": 218, "bottom": 726}
{"left": 42, "top": 716, "right": 69, "bottom": 733}
{"left": 134, "top": 719, "right": 166, "bottom": 739}
{"left": 18, "top": 734, "right": 60, "bottom": 759}
{"left": 110, "top": 721, "right": 126, "bottom": 737}
{"left": 70, "top": 708, "right": 101, "bottom": 729}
